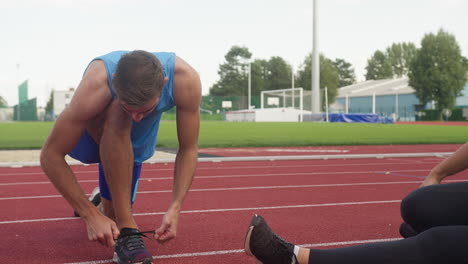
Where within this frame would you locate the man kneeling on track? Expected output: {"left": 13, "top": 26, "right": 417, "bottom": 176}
{"left": 41, "top": 50, "right": 201, "bottom": 264}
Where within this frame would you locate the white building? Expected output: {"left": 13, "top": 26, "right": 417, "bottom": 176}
{"left": 0, "top": 107, "right": 13, "bottom": 121}
{"left": 53, "top": 88, "right": 75, "bottom": 118}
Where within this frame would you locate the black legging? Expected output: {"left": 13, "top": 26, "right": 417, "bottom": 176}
{"left": 309, "top": 182, "right": 468, "bottom": 263}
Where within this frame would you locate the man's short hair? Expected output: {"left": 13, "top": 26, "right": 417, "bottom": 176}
{"left": 112, "top": 50, "right": 165, "bottom": 107}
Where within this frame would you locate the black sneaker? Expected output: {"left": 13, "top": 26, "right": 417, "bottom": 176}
{"left": 73, "top": 187, "right": 101, "bottom": 217}
{"left": 244, "top": 214, "right": 297, "bottom": 264}
{"left": 113, "top": 228, "right": 153, "bottom": 264}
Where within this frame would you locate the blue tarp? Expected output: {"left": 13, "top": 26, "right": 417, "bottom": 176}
{"left": 303, "top": 113, "right": 394, "bottom": 123}
{"left": 328, "top": 113, "right": 393, "bottom": 124}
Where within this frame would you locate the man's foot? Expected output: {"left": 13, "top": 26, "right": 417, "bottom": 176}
{"left": 113, "top": 228, "right": 153, "bottom": 264}
{"left": 73, "top": 187, "right": 101, "bottom": 217}
{"left": 244, "top": 214, "right": 297, "bottom": 264}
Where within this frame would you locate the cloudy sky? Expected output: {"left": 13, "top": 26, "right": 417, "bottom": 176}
{"left": 0, "top": 0, "right": 466, "bottom": 107}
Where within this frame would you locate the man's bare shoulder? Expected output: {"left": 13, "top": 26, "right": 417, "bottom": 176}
{"left": 173, "top": 56, "right": 201, "bottom": 109}
{"left": 82, "top": 60, "right": 108, "bottom": 87}
{"left": 64, "top": 60, "right": 113, "bottom": 121}
{"left": 174, "top": 56, "right": 198, "bottom": 78}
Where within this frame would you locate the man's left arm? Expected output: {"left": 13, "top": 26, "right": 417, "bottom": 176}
{"left": 155, "top": 57, "right": 201, "bottom": 243}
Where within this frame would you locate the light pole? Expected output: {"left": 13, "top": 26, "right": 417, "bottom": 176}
{"left": 248, "top": 62, "right": 251, "bottom": 109}
{"left": 16, "top": 63, "right": 21, "bottom": 121}
{"left": 311, "top": 0, "right": 320, "bottom": 113}
{"left": 292, "top": 65, "right": 295, "bottom": 108}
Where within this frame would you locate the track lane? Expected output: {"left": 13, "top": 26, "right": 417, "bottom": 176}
{"left": 0, "top": 203, "right": 402, "bottom": 264}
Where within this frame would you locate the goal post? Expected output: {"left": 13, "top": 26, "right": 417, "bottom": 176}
{"left": 260, "top": 87, "right": 307, "bottom": 122}
{"left": 260, "top": 88, "right": 305, "bottom": 109}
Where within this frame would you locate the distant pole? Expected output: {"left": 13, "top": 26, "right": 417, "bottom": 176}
{"left": 345, "top": 94, "right": 349, "bottom": 114}
{"left": 283, "top": 91, "right": 286, "bottom": 107}
{"left": 292, "top": 66, "right": 295, "bottom": 108}
{"left": 312, "top": 0, "right": 320, "bottom": 113}
{"left": 325, "top": 87, "right": 329, "bottom": 122}
{"left": 248, "top": 62, "right": 251, "bottom": 109}
{"left": 300, "top": 88, "right": 304, "bottom": 122}
{"left": 372, "top": 92, "right": 376, "bottom": 114}
{"left": 395, "top": 92, "right": 399, "bottom": 115}
{"left": 292, "top": 66, "right": 295, "bottom": 89}
{"left": 16, "top": 63, "right": 21, "bottom": 121}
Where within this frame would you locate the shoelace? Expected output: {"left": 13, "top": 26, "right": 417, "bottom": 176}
{"left": 116, "top": 230, "right": 156, "bottom": 250}
{"left": 118, "top": 230, "right": 155, "bottom": 239}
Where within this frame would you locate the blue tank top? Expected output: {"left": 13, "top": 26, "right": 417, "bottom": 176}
{"left": 92, "top": 51, "right": 176, "bottom": 162}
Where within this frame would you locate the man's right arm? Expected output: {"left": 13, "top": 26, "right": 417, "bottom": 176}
{"left": 40, "top": 60, "right": 118, "bottom": 247}
{"left": 40, "top": 110, "right": 96, "bottom": 217}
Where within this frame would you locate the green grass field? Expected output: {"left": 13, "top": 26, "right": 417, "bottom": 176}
{"left": 0, "top": 121, "right": 467, "bottom": 150}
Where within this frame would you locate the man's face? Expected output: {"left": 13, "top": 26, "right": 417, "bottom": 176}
{"left": 119, "top": 96, "right": 159, "bottom": 122}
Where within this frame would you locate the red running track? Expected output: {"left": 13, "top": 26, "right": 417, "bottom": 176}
{"left": 1, "top": 151, "right": 468, "bottom": 263}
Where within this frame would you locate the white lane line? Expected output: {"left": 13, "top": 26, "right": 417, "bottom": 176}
{"left": 0, "top": 151, "right": 453, "bottom": 168}
{"left": 2, "top": 177, "right": 466, "bottom": 200}
{"left": 64, "top": 237, "right": 402, "bottom": 264}
{"left": 0, "top": 169, "right": 433, "bottom": 186}
{"left": 0, "top": 200, "right": 401, "bottom": 225}
{"left": 0, "top": 160, "right": 442, "bottom": 177}
{"left": 0, "top": 179, "right": 98, "bottom": 186}
{"left": 0, "top": 181, "right": 424, "bottom": 201}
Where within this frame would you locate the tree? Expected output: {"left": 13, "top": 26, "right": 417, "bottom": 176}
{"left": 209, "top": 46, "right": 252, "bottom": 96}
{"left": 209, "top": 46, "right": 296, "bottom": 109}
{"left": 320, "top": 56, "right": 340, "bottom": 107}
{"left": 386, "top": 42, "right": 417, "bottom": 77}
{"left": 296, "top": 53, "right": 340, "bottom": 108}
{"left": 246, "top": 58, "right": 269, "bottom": 108}
{"left": 45, "top": 90, "right": 54, "bottom": 114}
{"left": 365, "top": 50, "right": 393, "bottom": 80}
{"left": 265, "top": 56, "right": 292, "bottom": 91}
{"left": 0, "top": 95, "right": 7, "bottom": 107}
{"left": 333, "top": 58, "right": 356, "bottom": 87}
{"left": 409, "top": 29, "right": 467, "bottom": 111}
{"left": 463, "top": 56, "right": 468, "bottom": 72}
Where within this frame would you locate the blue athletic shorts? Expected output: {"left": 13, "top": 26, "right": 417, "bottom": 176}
{"left": 68, "top": 131, "right": 142, "bottom": 203}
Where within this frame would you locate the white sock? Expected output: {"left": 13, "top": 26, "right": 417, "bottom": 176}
{"left": 292, "top": 246, "right": 300, "bottom": 264}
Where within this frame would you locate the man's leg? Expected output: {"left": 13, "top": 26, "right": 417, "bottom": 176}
{"left": 73, "top": 101, "right": 152, "bottom": 264}
{"left": 98, "top": 162, "right": 143, "bottom": 221}
{"left": 91, "top": 101, "right": 152, "bottom": 263}
{"left": 83, "top": 100, "right": 137, "bottom": 229}
{"left": 97, "top": 100, "right": 137, "bottom": 230}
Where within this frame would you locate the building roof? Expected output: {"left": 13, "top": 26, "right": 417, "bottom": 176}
{"left": 337, "top": 77, "right": 414, "bottom": 98}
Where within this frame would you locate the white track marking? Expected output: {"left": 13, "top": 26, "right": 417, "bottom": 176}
{"left": 0, "top": 180, "right": 429, "bottom": 201}
{"left": 0, "top": 169, "right": 433, "bottom": 186}
{"left": 64, "top": 237, "right": 402, "bottom": 264}
{"left": 0, "top": 152, "right": 453, "bottom": 168}
{"left": 0, "top": 200, "right": 401, "bottom": 224}
{"left": 0, "top": 159, "right": 447, "bottom": 177}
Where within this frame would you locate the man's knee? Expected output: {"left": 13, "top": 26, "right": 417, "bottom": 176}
{"left": 102, "top": 100, "right": 132, "bottom": 134}
{"left": 85, "top": 99, "right": 131, "bottom": 144}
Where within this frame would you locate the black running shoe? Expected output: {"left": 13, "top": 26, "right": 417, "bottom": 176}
{"left": 73, "top": 187, "right": 101, "bottom": 217}
{"left": 113, "top": 228, "right": 153, "bottom": 264}
{"left": 244, "top": 214, "right": 297, "bottom": 264}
